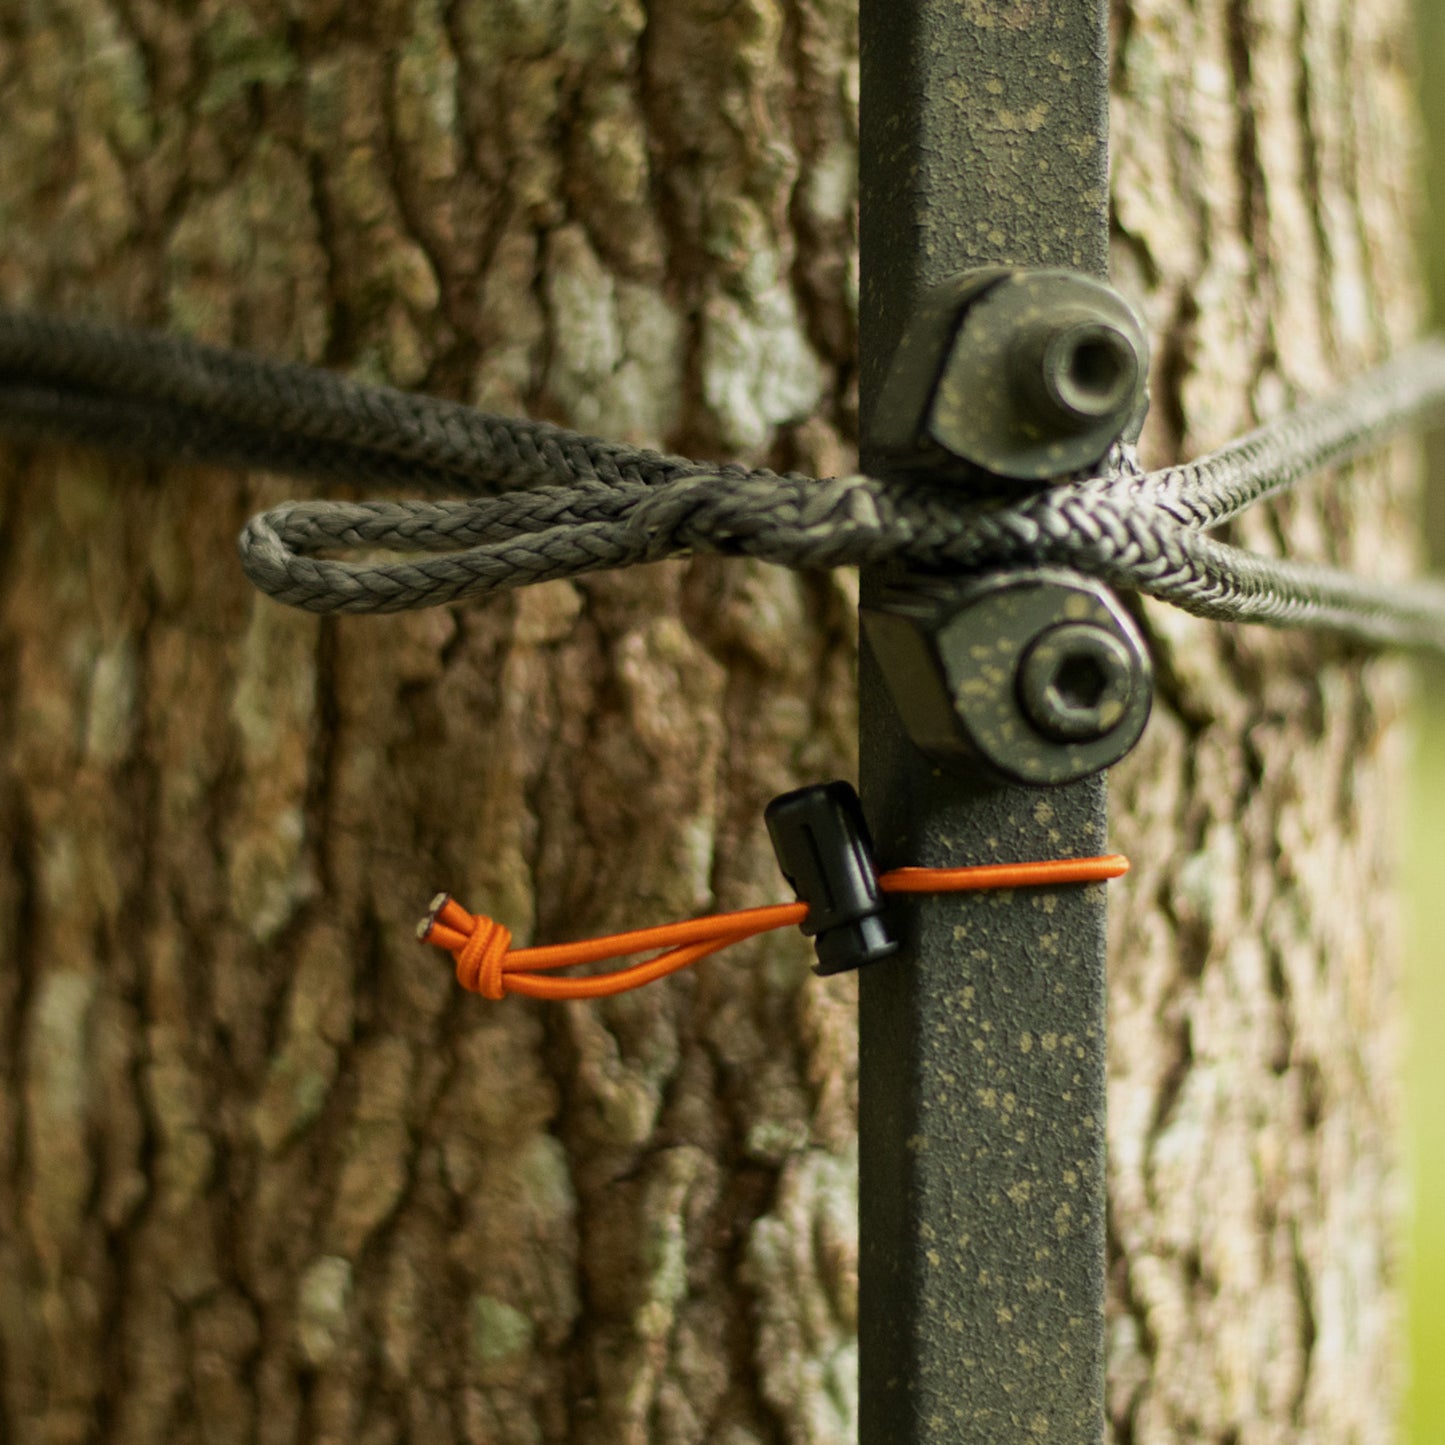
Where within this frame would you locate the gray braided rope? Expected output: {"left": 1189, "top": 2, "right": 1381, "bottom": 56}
{"left": 3, "top": 309, "right": 1445, "bottom": 650}
{"left": 0, "top": 309, "right": 762, "bottom": 493}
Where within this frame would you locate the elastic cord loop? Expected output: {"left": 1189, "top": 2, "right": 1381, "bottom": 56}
{"left": 419, "top": 854, "right": 1129, "bottom": 1002}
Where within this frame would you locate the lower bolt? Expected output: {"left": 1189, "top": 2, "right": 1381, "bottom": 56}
{"left": 862, "top": 569, "right": 1153, "bottom": 785}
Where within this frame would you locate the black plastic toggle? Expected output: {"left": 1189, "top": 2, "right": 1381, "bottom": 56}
{"left": 764, "top": 781, "right": 899, "bottom": 975}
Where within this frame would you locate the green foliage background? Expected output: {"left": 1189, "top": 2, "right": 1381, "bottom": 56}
{"left": 1411, "top": 5, "right": 1445, "bottom": 1438}
{"left": 1408, "top": 684, "right": 1445, "bottom": 1443}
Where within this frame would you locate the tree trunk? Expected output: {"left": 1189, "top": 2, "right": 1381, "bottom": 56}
{"left": 0, "top": 1, "right": 1418, "bottom": 1442}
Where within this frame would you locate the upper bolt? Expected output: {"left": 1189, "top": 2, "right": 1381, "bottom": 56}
{"left": 867, "top": 268, "right": 1150, "bottom": 483}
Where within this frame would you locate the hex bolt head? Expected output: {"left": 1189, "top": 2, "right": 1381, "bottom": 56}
{"left": 861, "top": 570, "right": 1153, "bottom": 786}
{"left": 867, "top": 268, "right": 1150, "bottom": 484}
{"left": 1017, "top": 622, "right": 1136, "bottom": 743}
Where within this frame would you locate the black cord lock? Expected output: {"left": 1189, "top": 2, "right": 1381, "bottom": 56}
{"left": 764, "top": 781, "right": 899, "bottom": 975}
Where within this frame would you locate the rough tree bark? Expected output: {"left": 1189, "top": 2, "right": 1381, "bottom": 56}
{"left": 0, "top": 0, "right": 1418, "bottom": 1441}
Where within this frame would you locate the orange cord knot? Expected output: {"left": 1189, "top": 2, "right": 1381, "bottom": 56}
{"left": 421, "top": 894, "right": 513, "bottom": 999}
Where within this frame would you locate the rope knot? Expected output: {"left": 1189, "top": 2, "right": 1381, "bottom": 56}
{"left": 420, "top": 894, "right": 513, "bottom": 998}
{"left": 457, "top": 914, "right": 512, "bottom": 999}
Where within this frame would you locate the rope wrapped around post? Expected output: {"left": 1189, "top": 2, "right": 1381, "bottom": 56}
{"left": 2, "top": 309, "right": 1444, "bottom": 650}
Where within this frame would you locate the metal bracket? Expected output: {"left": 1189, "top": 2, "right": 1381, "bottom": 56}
{"left": 858, "top": 2, "right": 1128, "bottom": 1438}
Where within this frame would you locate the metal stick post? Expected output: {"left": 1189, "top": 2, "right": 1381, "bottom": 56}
{"left": 857, "top": 5, "right": 1114, "bottom": 1441}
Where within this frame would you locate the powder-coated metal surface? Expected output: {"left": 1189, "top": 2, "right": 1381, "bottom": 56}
{"left": 857, "top": 2, "right": 1113, "bottom": 1440}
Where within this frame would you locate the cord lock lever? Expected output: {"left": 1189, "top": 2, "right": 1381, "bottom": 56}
{"left": 764, "top": 781, "right": 899, "bottom": 975}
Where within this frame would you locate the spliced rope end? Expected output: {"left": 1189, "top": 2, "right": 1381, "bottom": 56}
{"left": 418, "top": 783, "right": 1128, "bottom": 1002}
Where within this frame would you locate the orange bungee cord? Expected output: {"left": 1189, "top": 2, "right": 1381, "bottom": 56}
{"left": 419, "top": 779, "right": 1128, "bottom": 1002}
{"left": 420, "top": 854, "right": 1129, "bottom": 1001}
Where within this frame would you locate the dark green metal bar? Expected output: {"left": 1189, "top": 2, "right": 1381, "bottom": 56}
{"left": 857, "top": 6, "right": 1113, "bottom": 1443}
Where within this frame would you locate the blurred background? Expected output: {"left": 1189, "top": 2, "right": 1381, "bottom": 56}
{"left": 1407, "top": 702, "right": 1444, "bottom": 1445}
{"left": 1410, "top": 2, "right": 1445, "bottom": 1438}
